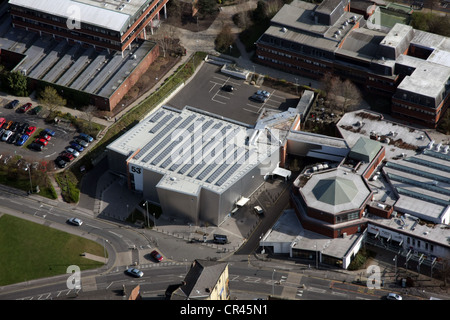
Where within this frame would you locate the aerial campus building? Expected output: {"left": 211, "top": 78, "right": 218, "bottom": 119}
{"left": 107, "top": 106, "right": 283, "bottom": 226}
{"left": 0, "top": 0, "right": 167, "bottom": 111}
{"left": 255, "top": 0, "right": 450, "bottom": 128}
{"left": 262, "top": 109, "right": 450, "bottom": 269}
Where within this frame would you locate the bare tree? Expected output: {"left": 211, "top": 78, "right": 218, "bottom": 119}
{"left": 155, "top": 25, "right": 178, "bottom": 58}
{"left": 38, "top": 86, "right": 67, "bottom": 114}
{"left": 83, "top": 105, "right": 97, "bottom": 131}
{"left": 323, "top": 74, "right": 362, "bottom": 114}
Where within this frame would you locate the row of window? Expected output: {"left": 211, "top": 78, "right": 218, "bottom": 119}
{"left": 258, "top": 55, "right": 325, "bottom": 77}
{"left": 258, "top": 47, "right": 329, "bottom": 68}
{"left": 393, "top": 102, "right": 438, "bottom": 116}
{"left": 406, "top": 237, "right": 434, "bottom": 252}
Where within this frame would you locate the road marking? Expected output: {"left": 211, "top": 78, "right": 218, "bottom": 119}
{"left": 307, "top": 287, "right": 327, "bottom": 294}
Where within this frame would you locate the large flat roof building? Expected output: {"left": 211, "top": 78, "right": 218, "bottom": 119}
{"left": 107, "top": 106, "right": 281, "bottom": 226}
{"left": 8, "top": 0, "right": 167, "bottom": 52}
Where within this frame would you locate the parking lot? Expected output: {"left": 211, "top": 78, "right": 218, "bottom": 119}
{"left": 167, "top": 62, "right": 299, "bottom": 125}
{"left": 0, "top": 96, "right": 81, "bottom": 168}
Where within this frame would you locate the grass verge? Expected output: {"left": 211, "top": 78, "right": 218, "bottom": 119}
{"left": 0, "top": 214, "right": 106, "bottom": 286}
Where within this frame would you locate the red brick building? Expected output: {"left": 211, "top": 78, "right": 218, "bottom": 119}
{"left": 255, "top": 0, "right": 450, "bottom": 128}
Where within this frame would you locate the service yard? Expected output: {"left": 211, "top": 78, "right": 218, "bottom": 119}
{"left": 167, "top": 62, "right": 299, "bottom": 126}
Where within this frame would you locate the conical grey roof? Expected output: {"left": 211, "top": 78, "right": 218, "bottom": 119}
{"left": 312, "top": 177, "right": 358, "bottom": 206}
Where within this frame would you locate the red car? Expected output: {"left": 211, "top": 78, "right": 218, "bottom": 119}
{"left": 60, "top": 152, "right": 74, "bottom": 162}
{"left": 25, "top": 126, "right": 36, "bottom": 136}
{"left": 150, "top": 250, "right": 163, "bottom": 262}
{"left": 35, "top": 138, "right": 48, "bottom": 146}
{"left": 19, "top": 103, "right": 32, "bottom": 113}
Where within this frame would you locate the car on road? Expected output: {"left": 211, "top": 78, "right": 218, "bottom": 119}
{"left": 65, "top": 147, "right": 80, "bottom": 157}
{"left": 5, "top": 100, "right": 19, "bottom": 109}
{"left": 70, "top": 141, "right": 84, "bottom": 152}
{"left": 386, "top": 293, "right": 402, "bottom": 300}
{"left": 68, "top": 217, "right": 83, "bottom": 226}
{"left": 25, "top": 126, "right": 36, "bottom": 136}
{"left": 150, "top": 250, "right": 163, "bottom": 262}
{"left": 126, "top": 267, "right": 144, "bottom": 278}
{"left": 222, "top": 84, "right": 234, "bottom": 92}
{"left": 1, "top": 130, "right": 13, "bottom": 142}
{"left": 75, "top": 138, "right": 88, "bottom": 148}
{"left": 256, "top": 90, "right": 270, "bottom": 98}
{"left": 16, "top": 134, "right": 29, "bottom": 146}
{"left": 78, "top": 133, "right": 93, "bottom": 143}
{"left": 254, "top": 206, "right": 264, "bottom": 215}
{"left": 55, "top": 156, "right": 67, "bottom": 168}
{"left": 18, "top": 103, "right": 32, "bottom": 113}
{"left": 250, "top": 94, "right": 267, "bottom": 103}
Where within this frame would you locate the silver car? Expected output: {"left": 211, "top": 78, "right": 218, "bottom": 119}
{"left": 68, "top": 217, "right": 83, "bottom": 226}
{"left": 126, "top": 267, "right": 144, "bottom": 278}
{"left": 65, "top": 147, "right": 80, "bottom": 157}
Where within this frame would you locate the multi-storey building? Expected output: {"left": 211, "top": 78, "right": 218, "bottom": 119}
{"left": 255, "top": 0, "right": 450, "bottom": 128}
{"left": 8, "top": 0, "right": 168, "bottom": 53}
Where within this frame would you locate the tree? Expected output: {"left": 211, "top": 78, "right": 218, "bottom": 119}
{"left": 196, "top": 0, "right": 217, "bottom": 15}
{"left": 38, "top": 86, "right": 67, "bottom": 114}
{"left": 215, "top": 24, "right": 234, "bottom": 53}
{"left": 322, "top": 73, "right": 362, "bottom": 114}
{"left": 6, "top": 71, "right": 28, "bottom": 96}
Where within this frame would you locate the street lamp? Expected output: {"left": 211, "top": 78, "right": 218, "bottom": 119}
{"left": 272, "top": 269, "right": 276, "bottom": 296}
{"left": 393, "top": 255, "right": 397, "bottom": 276}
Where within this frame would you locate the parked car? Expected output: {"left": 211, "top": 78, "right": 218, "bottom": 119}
{"left": 78, "top": 133, "right": 93, "bottom": 143}
{"left": 60, "top": 152, "right": 74, "bottom": 162}
{"left": 39, "top": 133, "right": 52, "bottom": 141}
{"left": 42, "top": 128, "right": 56, "bottom": 136}
{"left": 68, "top": 217, "right": 83, "bottom": 226}
{"left": 7, "top": 132, "right": 20, "bottom": 144}
{"left": 125, "top": 267, "right": 144, "bottom": 278}
{"left": 3, "top": 120, "right": 13, "bottom": 130}
{"left": 75, "top": 138, "right": 88, "bottom": 148}
{"left": 25, "top": 126, "right": 36, "bottom": 136}
{"left": 55, "top": 156, "right": 67, "bottom": 168}
{"left": 18, "top": 123, "right": 29, "bottom": 134}
{"left": 0, "top": 118, "right": 5, "bottom": 127}
{"left": 29, "top": 142, "right": 44, "bottom": 151}
{"left": 35, "top": 138, "right": 48, "bottom": 146}
{"left": 1, "top": 130, "right": 13, "bottom": 142}
{"left": 256, "top": 90, "right": 270, "bottom": 98}
{"left": 18, "top": 103, "right": 32, "bottom": 113}
{"left": 5, "top": 100, "right": 19, "bottom": 109}
{"left": 254, "top": 205, "right": 264, "bottom": 215}
{"left": 70, "top": 141, "right": 84, "bottom": 152}
{"left": 150, "top": 250, "right": 163, "bottom": 262}
{"left": 222, "top": 84, "right": 234, "bottom": 92}
{"left": 9, "top": 122, "right": 19, "bottom": 132}
{"left": 65, "top": 147, "right": 80, "bottom": 157}
{"left": 250, "top": 94, "right": 267, "bottom": 103}
{"left": 30, "top": 105, "right": 43, "bottom": 115}
{"left": 16, "top": 134, "right": 29, "bottom": 146}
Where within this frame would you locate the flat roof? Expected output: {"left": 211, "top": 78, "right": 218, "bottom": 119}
{"left": 9, "top": 0, "right": 150, "bottom": 32}
{"left": 261, "top": 209, "right": 362, "bottom": 259}
{"left": 337, "top": 110, "right": 431, "bottom": 160}
{"left": 108, "top": 106, "right": 279, "bottom": 194}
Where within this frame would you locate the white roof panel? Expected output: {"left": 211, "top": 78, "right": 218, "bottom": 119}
{"left": 9, "top": 0, "right": 130, "bottom": 32}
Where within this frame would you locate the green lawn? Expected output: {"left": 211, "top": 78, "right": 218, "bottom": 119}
{"left": 0, "top": 214, "right": 106, "bottom": 286}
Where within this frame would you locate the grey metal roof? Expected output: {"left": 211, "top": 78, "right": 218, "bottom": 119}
{"left": 348, "top": 137, "right": 382, "bottom": 163}
{"left": 108, "top": 106, "right": 279, "bottom": 193}
{"left": 312, "top": 176, "right": 359, "bottom": 206}
{"left": 301, "top": 167, "right": 371, "bottom": 214}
